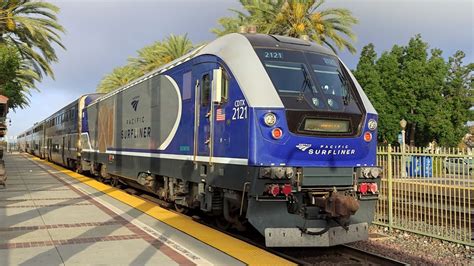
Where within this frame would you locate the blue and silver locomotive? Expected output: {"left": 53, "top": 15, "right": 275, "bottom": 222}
{"left": 20, "top": 33, "right": 381, "bottom": 247}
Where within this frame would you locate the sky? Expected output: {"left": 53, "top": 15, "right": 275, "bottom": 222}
{"left": 6, "top": 0, "right": 473, "bottom": 138}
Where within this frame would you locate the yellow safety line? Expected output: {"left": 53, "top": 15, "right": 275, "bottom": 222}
{"left": 29, "top": 156, "right": 295, "bottom": 266}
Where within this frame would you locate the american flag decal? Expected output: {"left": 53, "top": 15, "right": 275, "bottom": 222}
{"left": 216, "top": 108, "right": 225, "bottom": 121}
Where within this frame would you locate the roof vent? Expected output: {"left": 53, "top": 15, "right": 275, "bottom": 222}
{"left": 271, "top": 35, "right": 311, "bottom": 46}
{"left": 247, "top": 25, "right": 257, "bottom": 34}
{"left": 239, "top": 26, "right": 247, "bottom": 33}
{"left": 300, "top": 35, "right": 310, "bottom": 41}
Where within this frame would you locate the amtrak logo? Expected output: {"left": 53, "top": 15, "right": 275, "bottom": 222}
{"left": 296, "top": 143, "right": 312, "bottom": 151}
{"left": 131, "top": 96, "right": 140, "bottom": 111}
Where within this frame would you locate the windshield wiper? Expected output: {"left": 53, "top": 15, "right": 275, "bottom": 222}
{"left": 297, "top": 65, "right": 313, "bottom": 102}
{"left": 337, "top": 69, "right": 351, "bottom": 105}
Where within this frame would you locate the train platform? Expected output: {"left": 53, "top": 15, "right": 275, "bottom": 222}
{"left": 0, "top": 153, "right": 294, "bottom": 266}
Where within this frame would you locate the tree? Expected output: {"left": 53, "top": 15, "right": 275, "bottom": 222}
{"left": 129, "top": 34, "right": 194, "bottom": 75}
{"left": 0, "top": 44, "right": 29, "bottom": 109}
{"left": 374, "top": 47, "right": 405, "bottom": 143}
{"left": 355, "top": 35, "right": 473, "bottom": 147}
{"left": 212, "top": 0, "right": 358, "bottom": 54}
{"left": 0, "top": 0, "right": 65, "bottom": 79}
{"left": 96, "top": 65, "right": 141, "bottom": 93}
{"left": 354, "top": 44, "right": 385, "bottom": 141}
{"left": 437, "top": 51, "right": 473, "bottom": 146}
{"left": 98, "top": 34, "right": 194, "bottom": 93}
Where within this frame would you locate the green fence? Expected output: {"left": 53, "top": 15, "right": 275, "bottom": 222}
{"left": 375, "top": 145, "right": 473, "bottom": 246}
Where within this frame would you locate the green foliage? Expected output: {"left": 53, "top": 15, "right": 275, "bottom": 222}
{"left": 439, "top": 51, "right": 473, "bottom": 146}
{"left": 0, "top": 0, "right": 65, "bottom": 79}
{"left": 0, "top": 44, "right": 30, "bottom": 109}
{"left": 97, "top": 34, "right": 194, "bottom": 93}
{"left": 212, "top": 0, "right": 358, "bottom": 54}
{"left": 128, "top": 34, "right": 194, "bottom": 75}
{"left": 0, "top": 0, "right": 65, "bottom": 110}
{"left": 96, "top": 65, "right": 141, "bottom": 94}
{"left": 354, "top": 35, "right": 473, "bottom": 147}
{"left": 354, "top": 44, "right": 400, "bottom": 144}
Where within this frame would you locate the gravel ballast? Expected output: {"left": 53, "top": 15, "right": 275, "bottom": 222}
{"left": 347, "top": 225, "right": 473, "bottom": 265}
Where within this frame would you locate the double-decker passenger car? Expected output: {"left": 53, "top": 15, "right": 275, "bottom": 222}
{"left": 19, "top": 94, "right": 102, "bottom": 169}
{"left": 31, "top": 123, "right": 44, "bottom": 158}
{"left": 17, "top": 132, "right": 27, "bottom": 152}
{"left": 20, "top": 33, "right": 381, "bottom": 247}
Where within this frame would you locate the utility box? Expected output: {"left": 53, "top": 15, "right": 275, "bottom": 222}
{"left": 406, "top": 156, "right": 433, "bottom": 178}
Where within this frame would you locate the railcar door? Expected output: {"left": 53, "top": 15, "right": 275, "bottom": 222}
{"left": 62, "top": 136, "right": 66, "bottom": 165}
{"left": 38, "top": 139, "right": 42, "bottom": 158}
{"left": 192, "top": 62, "right": 218, "bottom": 164}
{"left": 47, "top": 138, "right": 52, "bottom": 160}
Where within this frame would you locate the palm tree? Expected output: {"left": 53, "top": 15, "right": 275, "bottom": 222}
{"left": 212, "top": 0, "right": 285, "bottom": 36}
{"left": 129, "top": 34, "right": 194, "bottom": 74}
{"left": 17, "top": 59, "right": 40, "bottom": 90}
{"left": 97, "top": 34, "right": 194, "bottom": 93}
{"left": 212, "top": 0, "right": 358, "bottom": 54}
{"left": 0, "top": 0, "right": 65, "bottom": 79}
{"left": 96, "top": 65, "right": 141, "bottom": 93}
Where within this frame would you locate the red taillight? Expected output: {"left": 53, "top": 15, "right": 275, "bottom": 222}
{"left": 271, "top": 128, "right": 283, "bottom": 139}
{"left": 358, "top": 182, "right": 378, "bottom": 194}
{"left": 364, "top": 131, "right": 372, "bottom": 142}
{"left": 281, "top": 184, "right": 292, "bottom": 196}
{"left": 359, "top": 183, "right": 368, "bottom": 194}
{"left": 369, "top": 183, "right": 378, "bottom": 193}
{"left": 268, "top": 184, "right": 280, "bottom": 197}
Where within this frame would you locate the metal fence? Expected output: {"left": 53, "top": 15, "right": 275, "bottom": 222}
{"left": 375, "top": 145, "right": 473, "bottom": 246}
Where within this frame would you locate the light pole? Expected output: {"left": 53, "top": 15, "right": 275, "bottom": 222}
{"left": 400, "top": 119, "right": 407, "bottom": 177}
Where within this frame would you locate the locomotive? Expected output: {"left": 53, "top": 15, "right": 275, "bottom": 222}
{"left": 18, "top": 33, "right": 381, "bottom": 247}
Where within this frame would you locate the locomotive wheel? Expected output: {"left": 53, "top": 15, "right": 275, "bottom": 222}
{"left": 76, "top": 163, "right": 83, "bottom": 174}
{"left": 110, "top": 177, "right": 121, "bottom": 188}
{"left": 174, "top": 203, "right": 189, "bottom": 214}
{"left": 99, "top": 164, "right": 109, "bottom": 183}
{"left": 215, "top": 216, "right": 231, "bottom": 231}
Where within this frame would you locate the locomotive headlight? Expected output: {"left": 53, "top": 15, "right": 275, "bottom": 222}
{"left": 362, "top": 167, "right": 372, "bottom": 178}
{"left": 264, "top": 112, "right": 277, "bottom": 127}
{"left": 357, "top": 167, "right": 382, "bottom": 178}
{"left": 370, "top": 167, "right": 381, "bottom": 178}
{"left": 368, "top": 119, "right": 377, "bottom": 131}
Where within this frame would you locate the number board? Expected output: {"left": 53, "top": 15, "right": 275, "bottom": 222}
{"left": 263, "top": 51, "right": 284, "bottom": 59}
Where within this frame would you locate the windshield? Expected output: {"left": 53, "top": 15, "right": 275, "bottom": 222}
{"left": 256, "top": 48, "right": 361, "bottom": 113}
{"left": 262, "top": 61, "right": 315, "bottom": 94}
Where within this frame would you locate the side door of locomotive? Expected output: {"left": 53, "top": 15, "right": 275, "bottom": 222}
{"left": 193, "top": 61, "right": 230, "bottom": 166}
{"left": 192, "top": 62, "right": 216, "bottom": 160}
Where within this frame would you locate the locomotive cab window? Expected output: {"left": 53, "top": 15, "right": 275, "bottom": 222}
{"left": 221, "top": 70, "right": 229, "bottom": 103}
{"left": 263, "top": 61, "right": 317, "bottom": 95}
{"left": 201, "top": 73, "right": 211, "bottom": 106}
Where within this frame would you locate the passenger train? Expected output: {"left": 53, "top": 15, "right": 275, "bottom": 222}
{"left": 18, "top": 33, "right": 381, "bottom": 247}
